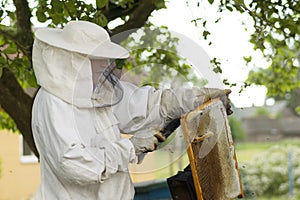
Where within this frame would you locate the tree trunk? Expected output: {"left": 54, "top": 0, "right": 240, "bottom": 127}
{"left": 0, "top": 68, "right": 39, "bottom": 157}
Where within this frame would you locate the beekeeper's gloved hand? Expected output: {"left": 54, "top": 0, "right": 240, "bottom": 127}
{"left": 129, "top": 130, "right": 167, "bottom": 164}
{"left": 129, "top": 132, "right": 158, "bottom": 155}
{"left": 202, "top": 88, "right": 233, "bottom": 115}
{"left": 154, "top": 131, "right": 166, "bottom": 143}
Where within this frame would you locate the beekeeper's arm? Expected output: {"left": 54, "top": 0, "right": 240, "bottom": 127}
{"left": 113, "top": 81, "right": 231, "bottom": 135}
{"left": 32, "top": 90, "right": 137, "bottom": 185}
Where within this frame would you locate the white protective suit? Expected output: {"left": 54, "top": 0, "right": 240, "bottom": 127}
{"left": 31, "top": 39, "right": 218, "bottom": 200}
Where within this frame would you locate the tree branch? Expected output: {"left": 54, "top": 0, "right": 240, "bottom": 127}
{"left": 12, "top": 0, "right": 33, "bottom": 59}
{"left": 102, "top": 2, "right": 139, "bottom": 22}
{"left": 0, "top": 27, "right": 17, "bottom": 42}
{"left": 110, "top": 0, "right": 157, "bottom": 43}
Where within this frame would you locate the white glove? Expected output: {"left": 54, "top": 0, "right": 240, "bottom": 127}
{"left": 129, "top": 130, "right": 167, "bottom": 164}
{"left": 160, "top": 87, "right": 233, "bottom": 122}
{"left": 129, "top": 132, "right": 158, "bottom": 155}
{"left": 202, "top": 88, "right": 233, "bottom": 115}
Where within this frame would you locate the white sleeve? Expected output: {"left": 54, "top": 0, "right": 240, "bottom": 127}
{"left": 32, "top": 89, "right": 135, "bottom": 186}
{"left": 112, "top": 81, "right": 213, "bottom": 134}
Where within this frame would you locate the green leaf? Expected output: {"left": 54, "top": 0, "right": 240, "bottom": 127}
{"left": 96, "top": 0, "right": 107, "bottom": 9}
{"left": 210, "top": 57, "right": 222, "bottom": 74}
{"left": 202, "top": 30, "right": 210, "bottom": 40}
{"left": 51, "top": 13, "right": 64, "bottom": 25}
{"left": 208, "top": 0, "right": 214, "bottom": 4}
{"left": 0, "top": 56, "right": 5, "bottom": 64}
{"left": 2, "top": 46, "right": 16, "bottom": 54}
{"left": 115, "top": 59, "right": 125, "bottom": 69}
{"left": 223, "top": 79, "right": 229, "bottom": 85}
{"left": 0, "top": 111, "right": 18, "bottom": 132}
{"left": 27, "top": 74, "right": 38, "bottom": 87}
{"left": 226, "top": 5, "right": 233, "bottom": 12}
{"left": 36, "top": 9, "right": 47, "bottom": 23}
{"left": 243, "top": 56, "right": 252, "bottom": 64}
{"left": 51, "top": 0, "right": 63, "bottom": 13}
{"left": 213, "top": 66, "right": 222, "bottom": 73}
{"left": 7, "top": 11, "right": 16, "bottom": 21}
{"left": 65, "top": 0, "right": 77, "bottom": 13}
{"left": 153, "top": 0, "right": 166, "bottom": 9}
{"left": 95, "top": 13, "right": 108, "bottom": 27}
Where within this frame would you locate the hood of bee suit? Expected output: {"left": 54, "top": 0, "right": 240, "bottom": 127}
{"left": 32, "top": 21, "right": 129, "bottom": 108}
{"left": 32, "top": 39, "right": 106, "bottom": 108}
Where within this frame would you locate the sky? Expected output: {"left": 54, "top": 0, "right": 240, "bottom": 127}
{"left": 149, "top": 0, "right": 271, "bottom": 108}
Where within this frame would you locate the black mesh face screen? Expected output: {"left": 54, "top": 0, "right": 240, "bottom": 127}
{"left": 91, "top": 60, "right": 124, "bottom": 108}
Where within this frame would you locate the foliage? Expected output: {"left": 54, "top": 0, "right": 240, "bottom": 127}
{"left": 0, "top": 32, "right": 36, "bottom": 89}
{"left": 240, "top": 145, "right": 300, "bottom": 198}
{"left": 0, "top": 110, "right": 18, "bottom": 132}
{"left": 296, "top": 106, "right": 300, "bottom": 115}
{"left": 222, "top": 1, "right": 300, "bottom": 98}
{"left": 236, "top": 1, "right": 300, "bottom": 111}
{"left": 229, "top": 116, "right": 246, "bottom": 142}
{"left": 0, "top": 0, "right": 169, "bottom": 136}
{"left": 0, "top": 0, "right": 166, "bottom": 89}
{"left": 190, "top": 1, "right": 300, "bottom": 108}
{"left": 34, "top": 0, "right": 166, "bottom": 27}
{"left": 1, "top": 0, "right": 300, "bottom": 153}
{"left": 254, "top": 107, "right": 270, "bottom": 117}
{"left": 121, "top": 24, "right": 208, "bottom": 88}
{"left": 36, "top": 0, "right": 104, "bottom": 26}
{"left": 0, "top": 0, "right": 35, "bottom": 85}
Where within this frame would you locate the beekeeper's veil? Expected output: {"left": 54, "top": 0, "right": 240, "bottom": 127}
{"left": 32, "top": 20, "right": 129, "bottom": 108}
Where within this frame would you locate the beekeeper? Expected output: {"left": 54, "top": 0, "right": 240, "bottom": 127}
{"left": 31, "top": 20, "right": 231, "bottom": 199}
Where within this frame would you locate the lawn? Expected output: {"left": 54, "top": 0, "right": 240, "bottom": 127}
{"left": 235, "top": 139, "right": 300, "bottom": 162}
{"left": 131, "top": 138, "right": 300, "bottom": 199}
{"left": 138, "top": 138, "right": 300, "bottom": 181}
{"left": 151, "top": 139, "right": 300, "bottom": 179}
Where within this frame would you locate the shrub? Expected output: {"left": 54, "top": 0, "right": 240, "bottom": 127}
{"left": 240, "top": 145, "right": 300, "bottom": 198}
{"left": 255, "top": 107, "right": 270, "bottom": 117}
{"left": 229, "top": 116, "right": 246, "bottom": 142}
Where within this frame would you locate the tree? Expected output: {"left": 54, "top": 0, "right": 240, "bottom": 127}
{"left": 0, "top": 0, "right": 203, "bottom": 157}
{"left": 234, "top": 1, "right": 300, "bottom": 113}
{"left": 1, "top": 0, "right": 300, "bottom": 157}
{"left": 190, "top": 0, "right": 300, "bottom": 114}
{"left": 0, "top": 0, "right": 168, "bottom": 157}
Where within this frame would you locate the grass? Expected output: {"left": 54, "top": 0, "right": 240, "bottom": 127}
{"left": 235, "top": 142, "right": 274, "bottom": 162}
{"left": 255, "top": 197, "right": 291, "bottom": 200}
{"left": 150, "top": 138, "right": 300, "bottom": 180}
{"left": 246, "top": 196, "right": 296, "bottom": 200}
{"left": 235, "top": 139, "right": 300, "bottom": 162}
{"left": 153, "top": 151, "right": 190, "bottom": 179}
{"left": 132, "top": 138, "right": 300, "bottom": 199}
